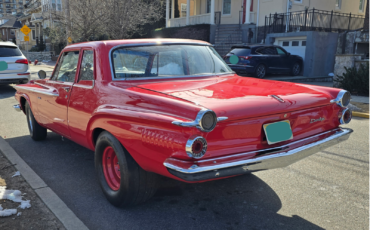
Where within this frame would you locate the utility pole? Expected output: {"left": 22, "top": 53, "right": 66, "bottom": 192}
{"left": 65, "top": 0, "right": 71, "bottom": 45}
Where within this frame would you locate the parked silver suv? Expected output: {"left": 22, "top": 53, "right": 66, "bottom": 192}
{"left": 0, "top": 42, "right": 30, "bottom": 84}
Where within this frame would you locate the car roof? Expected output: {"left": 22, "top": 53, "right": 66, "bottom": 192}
{"left": 231, "top": 44, "right": 280, "bottom": 49}
{"left": 64, "top": 38, "right": 211, "bottom": 50}
{"left": 0, "top": 41, "right": 17, "bottom": 47}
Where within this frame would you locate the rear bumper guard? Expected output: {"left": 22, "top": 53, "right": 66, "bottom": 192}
{"left": 164, "top": 128, "right": 353, "bottom": 181}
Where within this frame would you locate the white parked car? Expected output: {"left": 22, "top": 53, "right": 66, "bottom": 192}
{"left": 0, "top": 42, "right": 30, "bottom": 84}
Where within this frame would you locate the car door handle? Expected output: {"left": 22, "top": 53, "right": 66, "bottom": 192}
{"left": 62, "top": 87, "right": 70, "bottom": 92}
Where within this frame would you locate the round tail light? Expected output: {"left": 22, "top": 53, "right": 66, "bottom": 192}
{"left": 340, "top": 108, "right": 352, "bottom": 124}
{"left": 199, "top": 111, "right": 217, "bottom": 132}
{"left": 186, "top": 136, "right": 207, "bottom": 159}
{"left": 332, "top": 90, "right": 351, "bottom": 107}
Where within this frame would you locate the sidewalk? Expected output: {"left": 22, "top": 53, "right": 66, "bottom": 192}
{"left": 0, "top": 137, "right": 88, "bottom": 230}
{"left": 0, "top": 150, "right": 66, "bottom": 229}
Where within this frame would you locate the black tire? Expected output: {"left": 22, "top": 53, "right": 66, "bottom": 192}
{"left": 25, "top": 102, "right": 47, "bottom": 141}
{"left": 291, "top": 62, "right": 301, "bottom": 76}
{"left": 95, "top": 131, "right": 159, "bottom": 207}
{"left": 254, "top": 64, "right": 266, "bottom": 78}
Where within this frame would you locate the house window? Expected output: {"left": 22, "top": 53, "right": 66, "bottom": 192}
{"left": 57, "top": 0, "right": 62, "bottom": 11}
{"left": 52, "top": 0, "right": 56, "bottom": 10}
{"left": 336, "top": 0, "right": 341, "bottom": 9}
{"left": 206, "top": 0, "right": 211, "bottom": 13}
{"left": 222, "top": 0, "right": 231, "bottom": 15}
{"left": 292, "top": 41, "right": 299, "bottom": 46}
{"left": 32, "top": 30, "right": 35, "bottom": 40}
{"left": 294, "top": 0, "right": 302, "bottom": 3}
{"left": 282, "top": 41, "right": 289, "bottom": 46}
{"left": 302, "top": 41, "right": 306, "bottom": 46}
{"left": 359, "top": 0, "right": 365, "bottom": 12}
{"left": 180, "top": 3, "right": 187, "bottom": 17}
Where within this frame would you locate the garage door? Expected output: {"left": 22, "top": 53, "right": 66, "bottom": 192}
{"left": 278, "top": 40, "right": 307, "bottom": 60}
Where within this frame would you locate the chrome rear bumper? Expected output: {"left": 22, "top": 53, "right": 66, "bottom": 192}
{"left": 13, "top": 104, "right": 21, "bottom": 112}
{"left": 164, "top": 128, "right": 353, "bottom": 181}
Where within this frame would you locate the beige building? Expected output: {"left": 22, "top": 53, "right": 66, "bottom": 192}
{"left": 167, "top": 0, "right": 368, "bottom": 27}
{"left": 258, "top": 0, "right": 367, "bottom": 27}
{"left": 14, "top": 0, "right": 63, "bottom": 51}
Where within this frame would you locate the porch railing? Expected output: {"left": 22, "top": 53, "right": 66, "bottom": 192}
{"left": 264, "top": 8, "right": 365, "bottom": 35}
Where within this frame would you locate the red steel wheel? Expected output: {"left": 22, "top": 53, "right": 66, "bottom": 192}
{"left": 102, "top": 146, "right": 121, "bottom": 191}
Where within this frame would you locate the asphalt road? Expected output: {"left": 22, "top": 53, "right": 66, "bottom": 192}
{"left": 0, "top": 67, "right": 368, "bottom": 230}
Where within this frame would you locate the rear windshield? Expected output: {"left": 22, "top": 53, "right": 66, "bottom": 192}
{"left": 111, "top": 45, "right": 233, "bottom": 79}
{"left": 0, "top": 46, "right": 22, "bottom": 57}
{"left": 228, "top": 48, "right": 251, "bottom": 56}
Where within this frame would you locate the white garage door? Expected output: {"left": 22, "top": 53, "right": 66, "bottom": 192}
{"left": 277, "top": 39, "right": 307, "bottom": 60}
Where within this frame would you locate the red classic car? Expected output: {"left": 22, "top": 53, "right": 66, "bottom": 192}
{"left": 13, "top": 39, "right": 353, "bottom": 207}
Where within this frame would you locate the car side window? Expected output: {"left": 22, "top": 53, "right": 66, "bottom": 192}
{"left": 258, "top": 47, "right": 277, "bottom": 55}
{"left": 79, "top": 50, "right": 94, "bottom": 81}
{"left": 276, "top": 48, "right": 286, "bottom": 55}
{"left": 52, "top": 51, "right": 80, "bottom": 82}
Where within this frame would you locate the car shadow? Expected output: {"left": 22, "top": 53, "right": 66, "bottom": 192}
{"left": 5, "top": 133, "right": 324, "bottom": 230}
{"left": 0, "top": 84, "right": 16, "bottom": 99}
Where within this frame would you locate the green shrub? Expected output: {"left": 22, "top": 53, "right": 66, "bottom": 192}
{"left": 334, "top": 63, "right": 369, "bottom": 96}
{"left": 29, "top": 47, "right": 39, "bottom": 52}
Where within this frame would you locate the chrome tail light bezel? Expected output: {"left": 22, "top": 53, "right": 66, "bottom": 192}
{"left": 331, "top": 90, "right": 351, "bottom": 108}
{"left": 340, "top": 108, "right": 352, "bottom": 124}
{"left": 172, "top": 108, "right": 228, "bottom": 132}
{"left": 185, "top": 136, "right": 208, "bottom": 159}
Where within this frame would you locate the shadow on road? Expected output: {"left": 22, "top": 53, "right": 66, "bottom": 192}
{"left": 0, "top": 84, "right": 16, "bottom": 99}
{"left": 5, "top": 133, "right": 324, "bottom": 230}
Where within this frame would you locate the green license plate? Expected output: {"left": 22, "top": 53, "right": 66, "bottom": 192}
{"left": 0, "top": 61, "right": 8, "bottom": 71}
{"left": 263, "top": 120, "right": 293, "bottom": 145}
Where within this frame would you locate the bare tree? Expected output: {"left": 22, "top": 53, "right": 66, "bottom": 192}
{"left": 47, "top": 0, "right": 164, "bottom": 43}
{"left": 104, "top": 0, "right": 163, "bottom": 39}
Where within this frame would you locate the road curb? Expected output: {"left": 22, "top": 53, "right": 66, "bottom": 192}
{"left": 0, "top": 137, "right": 89, "bottom": 230}
{"left": 352, "top": 111, "right": 369, "bottom": 119}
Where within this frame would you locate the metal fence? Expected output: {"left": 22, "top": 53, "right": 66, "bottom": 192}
{"left": 264, "top": 8, "right": 365, "bottom": 37}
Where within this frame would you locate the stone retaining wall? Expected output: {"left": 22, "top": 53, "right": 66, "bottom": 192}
{"left": 20, "top": 51, "right": 55, "bottom": 62}
{"left": 333, "top": 54, "right": 363, "bottom": 87}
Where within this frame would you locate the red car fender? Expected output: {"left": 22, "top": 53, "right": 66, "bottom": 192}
{"left": 86, "top": 108, "right": 191, "bottom": 175}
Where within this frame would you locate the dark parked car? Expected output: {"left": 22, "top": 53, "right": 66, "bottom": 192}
{"left": 224, "top": 45, "right": 303, "bottom": 78}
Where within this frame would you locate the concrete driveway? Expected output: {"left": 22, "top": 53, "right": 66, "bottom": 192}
{"left": 0, "top": 66, "right": 368, "bottom": 230}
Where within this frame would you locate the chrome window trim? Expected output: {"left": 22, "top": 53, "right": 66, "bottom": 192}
{"left": 109, "top": 42, "right": 235, "bottom": 82}
{"left": 73, "top": 80, "right": 95, "bottom": 89}
{"left": 172, "top": 108, "right": 228, "bottom": 132}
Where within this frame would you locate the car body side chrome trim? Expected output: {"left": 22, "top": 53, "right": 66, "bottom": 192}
{"left": 14, "top": 83, "right": 59, "bottom": 97}
{"left": 164, "top": 128, "right": 353, "bottom": 174}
